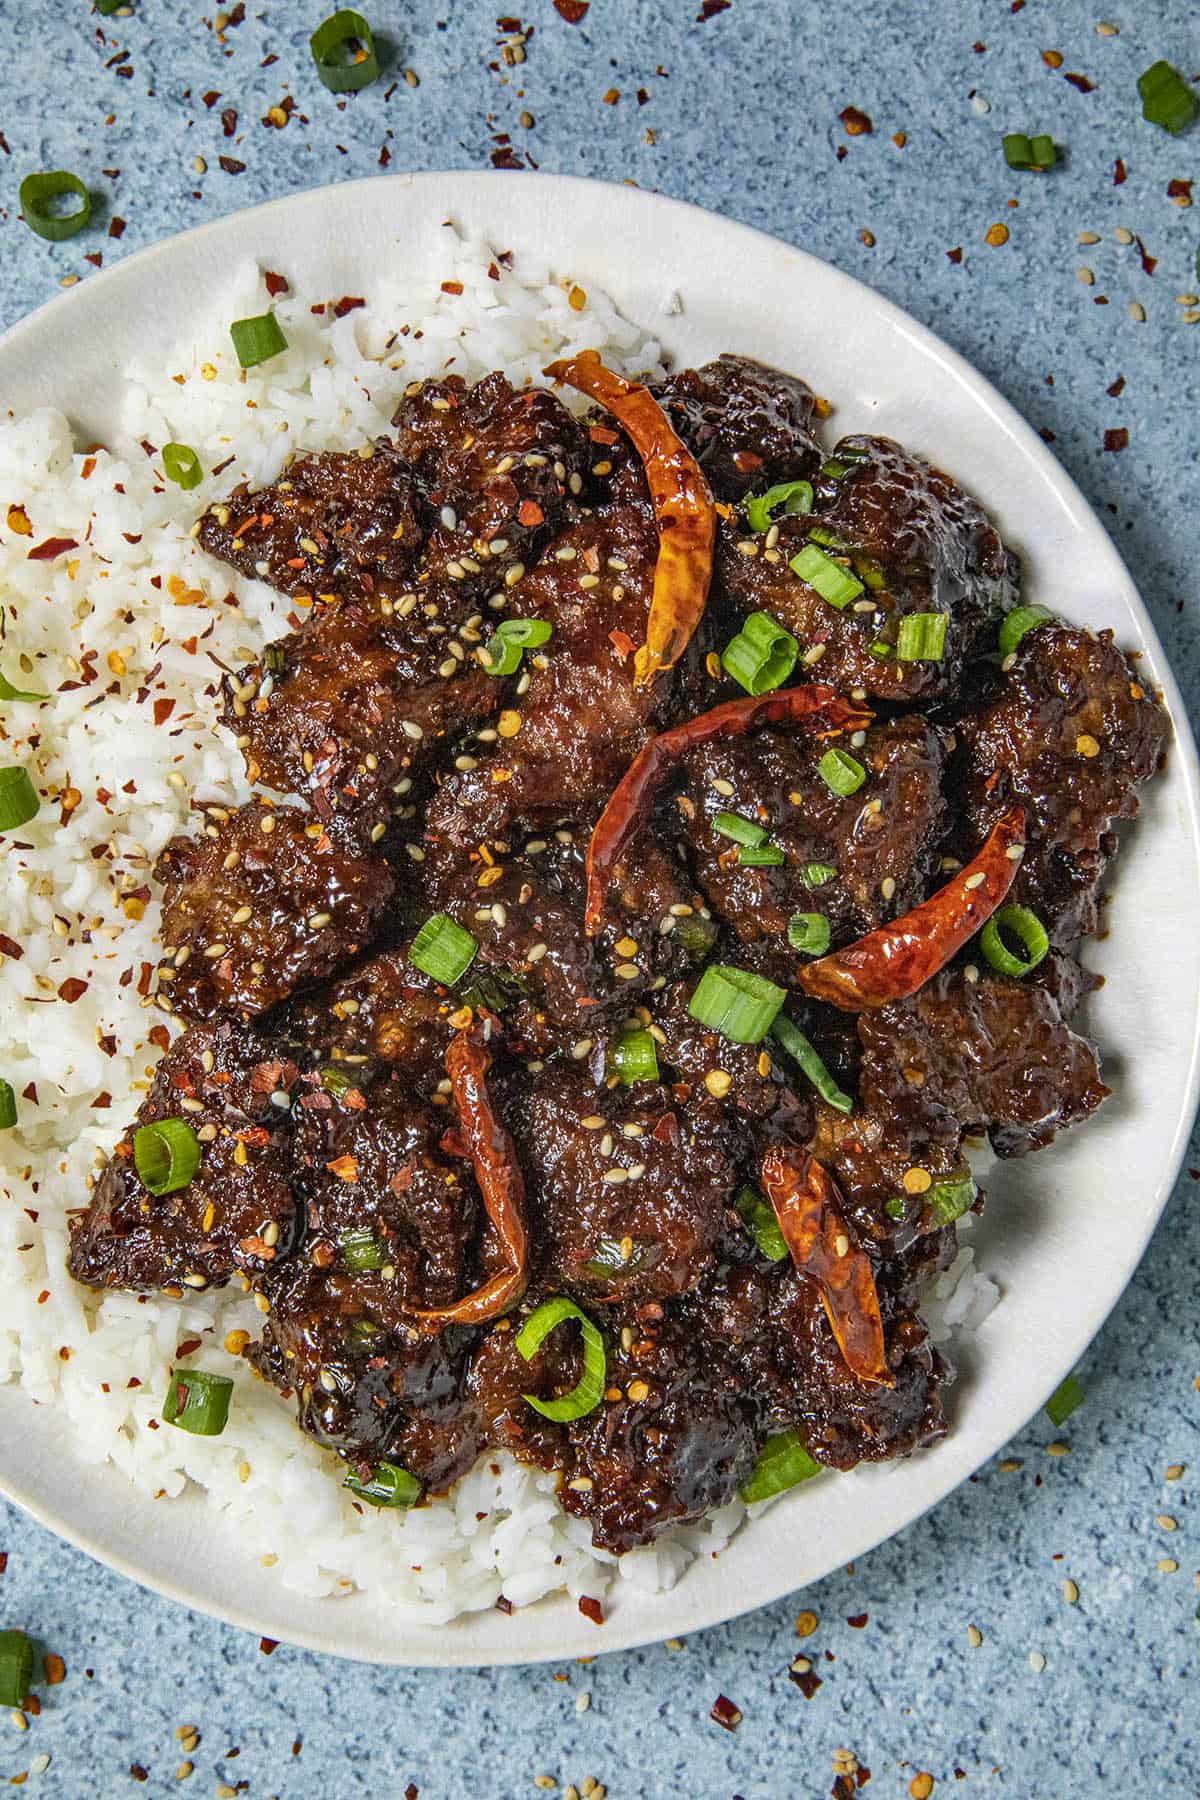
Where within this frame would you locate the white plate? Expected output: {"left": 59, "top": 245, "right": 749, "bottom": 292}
{"left": 1, "top": 172, "right": 1197, "bottom": 1667}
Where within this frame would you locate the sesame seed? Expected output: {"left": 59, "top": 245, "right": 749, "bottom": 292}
{"left": 803, "top": 643, "right": 827, "bottom": 665}
{"left": 615, "top": 963, "right": 641, "bottom": 979}
{"left": 1076, "top": 733, "right": 1100, "bottom": 758}
{"left": 1165, "top": 1463, "right": 1185, "bottom": 1480}
{"left": 794, "top": 1608, "right": 818, "bottom": 1637}
{"left": 964, "top": 871, "right": 986, "bottom": 889}
{"left": 1156, "top": 1514, "right": 1178, "bottom": 1531}
{"left": 627, "top": 1379, "right": 650, "bottom": 1402}
{"left": 602, "top": 1167, "right": 628, "bottom": 1184}
{"left": 1046, "top": 1441, "right": 1071, "bottom": 1457}
{"left": 401, "top": 720, "right": 424, "bottom": 741}
{"left": 1076, "top": 266, "right": 1095, "bottom": 286}
{"left": 570, "top": 1038, "right": 594, "bottom": 1060}
{"left": 1129, "top": 301, "right": 1146, "bottom": 322}
{"left": 902, "top": 1167, "right": 931, "bottom": 1194}
{"left": 966, "top": 1624, "right": 983, "bottom": 1647}
{"left": 1028, "top": 1650, "right": 1046, "bottom": 1673}
{"left": 880, "top": 875, "right": 897, "bottom": 901}
{"left": 1114, "top": 225, "right": 1134, "bottom": 245}
{"left": 1061, "top": 1578, "right": 1079, "bottom": 1603}
{"left": 1157, "top": 1558, "right": 1179, "bottom": 1573}
{"left": 705, "top": 1069, "right": 732, "bottom": 1099}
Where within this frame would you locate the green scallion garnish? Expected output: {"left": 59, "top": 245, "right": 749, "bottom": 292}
{"left": 924, "top": 1170, "right": 978, "bottom": 1227}
{"left": 895, "top": 611, "right": 948, "bottom": 662}
{"left": 340, "top": 1228, "right": 385, "bottom": 1271}
{"left": 771, "top": 1014, "right": 854, "bottom": 1114}
{"left": 19, "top": 171, "right": 91, "bottom": 242}
{"left": 163, "top": 443, "right": 203, "bottom": 490}
{"left": 320, "top": 1064, "right": 355, "bottom": 1098}
{"left": 515, "top": 1296, "right": 606, "bottom": 1422}
{"left": 1138, "top": 60, "right": 1197, "bottom": 135}
{"left": 712, "top": 811, "right": 769, "bottom": 848}
{"left": 801, "top": 861, "right": 837, "bottom": 887}
{"left": 409, "top": 913, "right": 478, "bottom": 986}
{"left": 1003, "top": 133, "right": 1056, "bottom": 169}
{"left": 344, "top": 1460, "right": 421, "bottom": 1506}
{"left": 0, "top": 767, "right": 40, "bottom": 833}
{"left": 310, "top": 9, "right": 380, "bottom": 93}
{"left": 979, "top": 903, "right": 1049, "bottom": 978}
{"left": 0, "top": 1080, "right": 16, "bottom": 1131}
{"left": 230, "top": 312, "right": 289, "bottom": 370}
{"left": 737, "top": 843, "right": 785, "bottom": 866}
{"left": 687, "top": 964, "right": 786, "bottom": 1044}
{"left": 740, "top": 1429, "right": 823, "bottom": 1504}
{"left": 0, "top": 1631, "right": 33, "bottom": 1709}
{"left": 744, "top": 479, "right": 814, "bottom": 535}
{"left": 790, "top": 542, "right": 864, "bottom": 610}
{"left": 610, "top": 1027, "right": 659, "bottom": 1085}
{"left": 0, "top": 672, "right": 47, "bottom": 703}
{"left": 999, "top": 605, "right": 1054, "bottom": 659}
{"left": 734, "top": 1184, "right": 788, "bottom": 1262}
{"left": 162, "top": 1367, "right": 233, "bottom": 1437}
{"left": 816, "top": 746, "right": 866, "bottom": 797}
{"left": 787, "top": 912, "right": 831, "bottom": 955}
{"left": 133, "top": 1118, "right": 201, "bottom": 1197}
{"left": 481, "top": 616, "right": 553, "bottom": 676}
{"left": 721, "top": 610, "right": 799, "bottom": 695}
{"left": 1045, "top": 1373, "right": 1085, "bottom": 1428}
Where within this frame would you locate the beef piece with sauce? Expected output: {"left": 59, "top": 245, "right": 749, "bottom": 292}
{"left": 954, "top": 620, "right": 1169, "bottom": 941}
{"left": 156, "top": 801, "right": 394, "bottom": 1021}
{"left": 718, "top": 435, "right": 1017, "bottom": 702}
{"left": 284, "top": 950, "right": 453, "bottom": 1098}
{"left": 68, "top": 1019, "right": 303, "bottom": 1294}
{"left": 650, "top": 354, "right": 822, "bottom": 502}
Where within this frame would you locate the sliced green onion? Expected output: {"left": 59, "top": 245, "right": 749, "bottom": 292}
{"left": 0, "top": 1631, "right": 33, "bottom": 1709}
{"left": 320, "top": 1064, "right": 355, "bottom": 1098}
{"left": 721, "top": 610, "right": 798, "bottom": 696}
{"left": 925, "top": 1170, "right": 978, "bottom": 1227}
{"left": 801, "top": 861, "right": 837, "bottom": 887}
{"left": 0, "top": 767, "right": 40, "bottom": 833}
{"left": 344, "top": 1460, "right": 421, "bottom": 1507}
{"left": 133, "top": 1118, "right": 201, "bottom": 1196}
{"left": 673, "top": 913, "right": 719, "bottom": 960}
{"left": 805, "top": 524, "right": 847, "bottom": 550}
{"left": 0, "top": 672, "right": 47, "bottom": 703}
{"left": 580, "top": 1237, "right": 654, "bottom": 1279}
{"left": 979, "top": 903, "right": 1049, "bottom": 978}
{"left": 816, "top": 747, "right": 866, "bottom": 797}
{"left": 230, "top": 312, "right": 288, "bottom": 370}
{"left": 1045, "top": 1373, "right": 1085, "bottom": 1428}
{"left": 771, "top": 1014, "right": 854, "bottom": 1114}
{"left": 740, "top": 1429, "right": 823, "bottom": 1504}
{"left": 884, "top": 1195, "right": 907, "bottom": 1220}
{"left": 0, "top": 1080, "right": 16, "bottom": 1131}
{"left": 340, "top": 1228, "right": 385, "bottom": 1271}
{"left": 162, "top": 1367, "right": 233, "bottom": 1437}
{"left": 481, "top": 616, "right": 553, "bottom": 676}
{"left": 409, "top": 913, "right": 477, "bottom": 985}
{"left": 515, "top": 1297, "right": 606, "bottom": 1422}
{"left": 787, "top": 912, "right": 831, "bottom": 955}
{"left": 349, "top": 1318, "right": 380, "bottom": 1340}
{"left": 789, "top": 541, "right": 864, "bottom": 610}
{"left": 712, "top": 811, "right": 768, "bottom": 848}
{"left": 734, "top": 1184, "right": 788, "bottom": 1262}
{"left": 19, "top": 171, "right": 91, "bottom": 243}
{"left": 1003, "top": 132, "right": 1056, "bottom": 169}
{"left": 868, "top": 640, "right": 892, "bottom": 661}
{"left": 310, "top": 10, "right": 380, "bottom": 93}
{"left": 895, "top": 611, "right": 948, "bottom": 662}
{"left": 162, "top": 443, "right": 203, "bottom": 490}
{"left": 737, "top": 842, "right": 785, "bottom": 866}
{"left": 610, "top": 1027, "right": 659, "bottom": 1085}
{"left": 999, "top": 605, "right": 1053, "bottom": 658}
{"left": 744, "top": 479, "right": 814, "bottom": 535}
{"left": 687, "top": 965, "right": 786, "bottom": 1044}
{"left": 1138, "top": 60, "right": 1197, "bottom": 135}
{"left": 95, "top": 0, "right": 128, "bottom": 12}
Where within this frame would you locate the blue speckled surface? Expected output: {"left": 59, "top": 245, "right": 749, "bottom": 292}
{"left": 1, "top": 2, "right": 1198, "bottom": 1794}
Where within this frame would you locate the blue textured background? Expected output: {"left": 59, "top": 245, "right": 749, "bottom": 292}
{"left": 1, "top": 3, "right": 1197, "bottom": 1795}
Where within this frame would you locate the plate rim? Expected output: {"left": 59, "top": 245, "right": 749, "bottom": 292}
{"left": 1, "top": 168, "right": 1198, "bottom": 1667}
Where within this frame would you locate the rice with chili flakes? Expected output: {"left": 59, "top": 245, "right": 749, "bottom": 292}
{"left": 0, "top": 232, "right": 996, "bottom": 1622}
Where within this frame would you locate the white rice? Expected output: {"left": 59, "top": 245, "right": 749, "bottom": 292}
{"left": 0, "top": 231, "right": 995, "bottom": 1622}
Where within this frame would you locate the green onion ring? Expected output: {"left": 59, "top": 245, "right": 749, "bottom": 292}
{"left": 0, "top": 1632, "right": 33, "bottom": 1709}
{"left": 0, "top": 1079, "right": 16, "bottom": 1131}
{"left": 515, "top": 1297, "right": 606, "bottom": 1422}
{"left": 744, "top": 479, "right": 814, "bottom": 535}
{"left": 19, "top": 171, "right": 91, "bottom": 243}
{"left": 979, "top": 903, "right": 1049, "bottom": 978}
{"left": 734, "top": 1185, "right": 788, "bottom": 1261}
{"left": 162, "top": 1367, "right": 233, "bottom": 1437}
{"left": 771, "top": 1014, "right": 854, "bottom": 1114}
{"left": 0, "top": 767, "right": 41, "bottom": 833}
{"left": 132, "top": 1118, "right": 202, "bottom": 1197}
{"left": 999, "top": 605, "right": 1053, "bottom": 659}
{"left": 310, "top": 10, "right": 380, "bottom": 93}
{"left": 740, "top": 1429, "right": 823, "bottom": 1504}
{"left": 163, "top": 443, "right": 203, "bottom": 490}
{"left": 344, "top": 1460, "right": 421, "bottom": 1507}
{"left": 409, "top": 913, "right": 478, "bottom": 985}
{"left": 687, "top": 964, "right": 786, "bottom": 1045}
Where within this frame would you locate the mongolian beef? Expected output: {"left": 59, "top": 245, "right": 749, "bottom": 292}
{"left": 65, "top": 349, "right": 1169, "bottom": 1554}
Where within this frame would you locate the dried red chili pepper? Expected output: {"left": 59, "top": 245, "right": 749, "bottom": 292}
{"left": 761, "top": 1145, "right": 889, "bottom": 1386}
{"left": 797, "top": 804, "right": 1026, "bottom": 1011}
{"left": 408, "top": 1031, "right": 528, "bottom": 1329}
{"left": 544, "top": 350, "right": 716, "bottom": 687}
{"left": 583, "top": 684, "right": 872, "bottom": 934}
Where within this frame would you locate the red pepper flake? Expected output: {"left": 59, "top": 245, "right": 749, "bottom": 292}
{"left": 553, "top": 0, "right": 589, "bottom": 19}
{"left": 947, "top": 246, "right": 963, "bottom": 264}
{"left": 1168, "top": 178, "right": 1193, "bottom": 203}
{"left": 202, "top": 90, "right": 221, "bottom": 108}
{"left": 176, "top": 1338, "right": 202, "bottom": 1359}
{"left": 264, "top": 270, "right": 289, "bottom": 297}
{"left": 326, "top": 1154, "right": 359, "bottom": 1182}
{"left": 57, "top": 978, "right": 88, "bottom": 1004}
{"left": 153, "top": 698, "right": 176, "bottom": 726}
{"left": 1134, "top": 235, "right": 1157, "bottom": 276}
{"left": 221, "top": 106, "right": 238, "bottom": 137}
{"left": 91, "top": 1092, "right": 112, "bottom": 1109}
{"left": 789, "top": 1665, "right": 823, "bottom": 1698}
{"left": 148, "top": 1024, "right": 171, "bottom": 1052}
{"left": 405, "top": 1787, "right": 418, "bottom": 1800}
{"left": 218, "top": 156, "right": 246, "bottom": 175}
{"left": 1113, "top": 157, "right": 1127, "bottom": 186}
{"left": 696, "top": 0, "right": 730, "bottom": 16}
{"left": 602, "top": 88, "right": 620, "bottom": 104}
{"left": 578, "top": 1595, "right": 604, "bottom": 1625}
{"left": 258, "top": 1637, "right": 278, "bottom": 1655}
{"left": 847, "top": 1612, "right": 869, "bottom": 1628}
{"left": 1064, "top": 72, "right": 1095, "bottom": 93}
{"left": 494, "top": 1593, "right": 514, "bottom": 1613}
{"left": 130, "top": 1766, "right": 149, "bottom": 1784}
{"left": 28, "top": 536, "right": 79, "bottom": 561}
{"left": 517, "top": 499, "right": 544, "bottom": 526}
{"left": 22, "top": 1083, "right": 37, "bottom": 1104}
{"left": 608, "top": 627, "right": 635, "bottom": 662}
{"left": 710, "top": 1694, "right": 743, "bottom": 1730}
{"left": 0, "top": 934, "right": 23, "bottom": 960}
{"left": 440, "top": 281, "right": 464, "bottom": 296}
{"left": 0, "top": 1553, "right": 7, "bottom": 1574}
{"left": 1103, "top": 427, "right": 1129, "bottom": 452}
{"left": 332, "top": 295, "right": 366, "bottom": 317}
{"left": 839, "top": 106, "right": 873, "bottom": 135}
{"left": 1106, "top": 373, "right": 1126, "bottom": 397}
